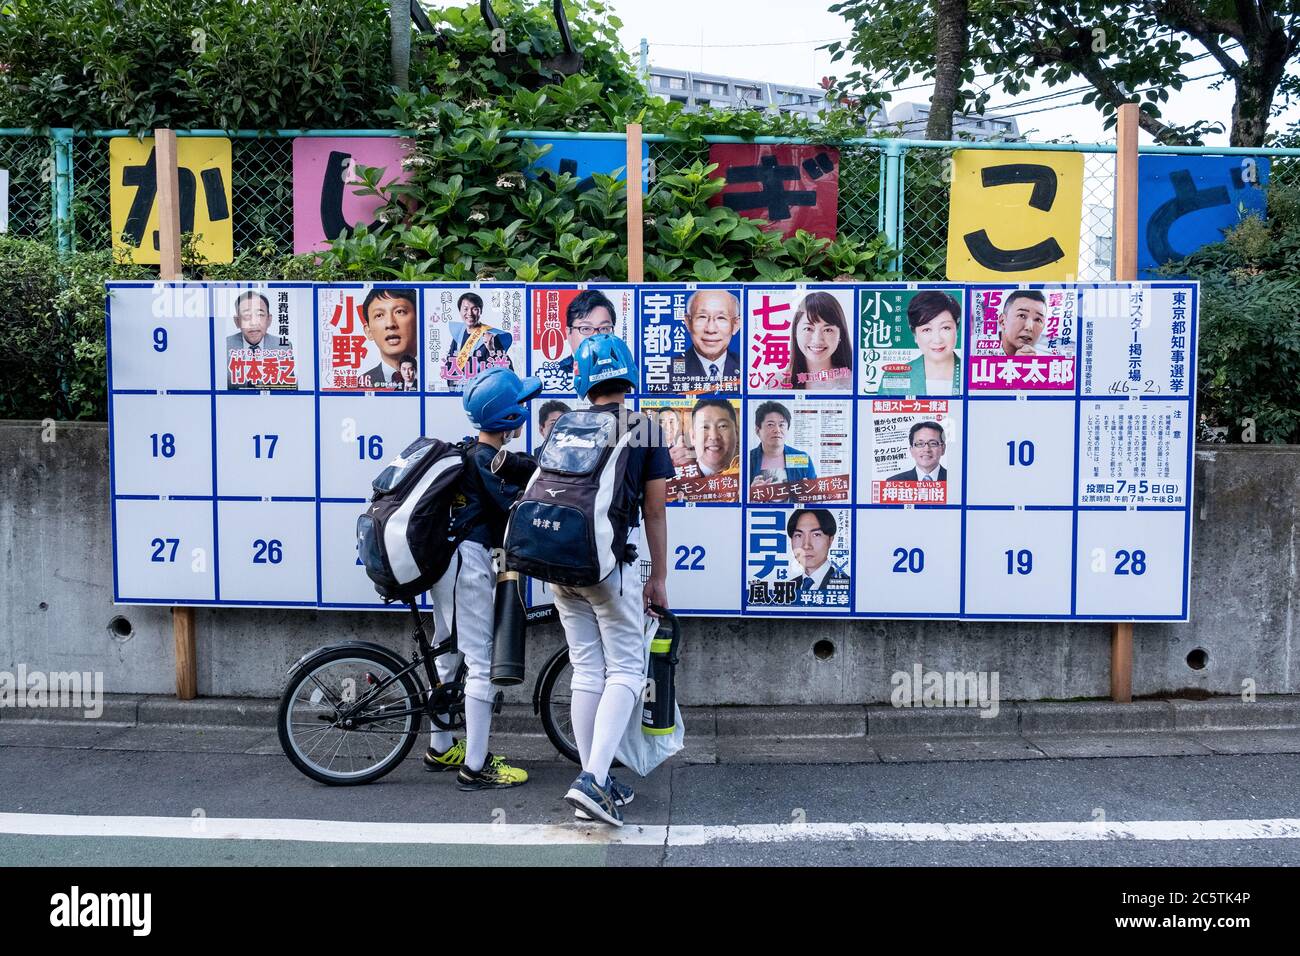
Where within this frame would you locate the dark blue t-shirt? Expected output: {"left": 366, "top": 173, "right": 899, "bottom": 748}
{"left": 450, "top": 440, "right": 535, "bottom": 548}
{"left": 587, "top": 402, "right": 674, "bottom": 528}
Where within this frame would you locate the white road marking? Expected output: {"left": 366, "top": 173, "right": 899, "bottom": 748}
{"left": 2, "top": 813, "right": 1300, "bottom": 846}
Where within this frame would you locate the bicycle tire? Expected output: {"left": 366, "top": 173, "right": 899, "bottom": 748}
{"left": 536, "top": 646, "right": 580, "bottom": 765}
{"left": 277, "top": 645, "right": 423, "bottom": 786}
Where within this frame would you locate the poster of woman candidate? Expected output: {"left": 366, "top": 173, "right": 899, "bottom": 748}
{"left": 745, "top": 398, "right": 852, "bottom": 504}
{"left": 218, "top": 285, "right": 305, "bottom": 391}
{"left": 747, "top": 287, "right": 855, "bottom": 392}
{"left": 530, "top": 285, "right": 636, "bottom": 393}
{"left": 861, "top": 399, "right": 962, "bottom": 505}
{"left": 424, "top": 285, "right": 525, "bottom": 392}
{"left": 859, "top": 287, "right": 964, "bottom": 396}
{"left": 640, "top": 396, "right": 742, "bottom": 503}
{"left": 968, "top": 286, "right": 1077, "bottom": 392}
{"left": 639, "top": 286, "right": 744, "bottom": 394}
{"left": 744, "top": 506, "right": 852, "bottom": 612}
{"left": 318, "top": 285, "right": 420, "bottom": 391}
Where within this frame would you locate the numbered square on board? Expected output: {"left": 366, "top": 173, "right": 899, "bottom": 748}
{"left": 317, "top": 394, "right": 421, "bottom": 500}
{"left": 319, "top": 500, "right": 388, "bottom": 607}
{"left": 857, "top": 399, "right": 963, "bottom": 506}
{"left": 965, "top": 398, "right": 1075, "bottom": 506}
{"left": 963, "top": 509, "right": 1073, "bottom": 616}
{"left": 1075, "top": 510, "right": 1187, "bottom": 617}
{"left": 214, "top": 394, "right": 315, "bottom": 498}
{"left": 109, "top": 284, "right": 212, "bottom": 392}
{"left": 855, "top": 508, "right": 962, "bottom": 615}
{"left": 216, "top": 500, "right": 317, "bottom": 604}
{"left": 111, "top": 393, "right": 214, "bottom": 497}
{"left": 655, "top": 508, "right": 743, "bottom": 613}
{"left": 114, "top": 498, "right": 216, "bottom": 602}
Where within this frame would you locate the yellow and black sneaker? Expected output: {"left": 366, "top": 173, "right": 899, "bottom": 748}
{"left": 456, "top": 753, "right": 529, "bottom": 790}
{"left": 423, "top": 739, "right": 465, "bottom": 773}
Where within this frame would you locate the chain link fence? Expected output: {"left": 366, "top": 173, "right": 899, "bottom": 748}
{"left": 6, "top": 128, "right": 1298, "bottom": 281}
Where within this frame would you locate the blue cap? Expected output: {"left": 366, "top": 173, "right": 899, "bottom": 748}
{"left": 574, "top": 333, "right": 637, "bottom": 399}
{"left": 462, "top": 367, "right": 543, "bottom": 432}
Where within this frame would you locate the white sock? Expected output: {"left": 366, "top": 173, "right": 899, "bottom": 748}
{"left": 430, "top": 725, "right": 454, "bottom": 753}
{"left": 464, "top": 695, "right": 494, "bottom": 773}
{"left": 586, "top": 685, "right": 638, "bottom": 785}
{"left": 570, "top": 688, "right": 603, "bottom": 769}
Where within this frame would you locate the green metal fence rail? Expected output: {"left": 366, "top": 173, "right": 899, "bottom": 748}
{"left": 5, "top": 126, "right": 1300, "bottom": 278}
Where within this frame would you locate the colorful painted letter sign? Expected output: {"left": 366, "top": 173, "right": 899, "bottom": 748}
{"left": 292, "top": 136, "right": 413, "bottom": 254}
{"left": 106, "top": 280, "right": 1197, "bottom": 622}
{"left": 109, "top": 137, "right": 233, "bottom": 264}
{"left": 947, "top": 149, "right": 1084, "bottom": 281}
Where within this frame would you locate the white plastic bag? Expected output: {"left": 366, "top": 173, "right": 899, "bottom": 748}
{"left": 614, "top": 616, "right": 684, "bottom": 777}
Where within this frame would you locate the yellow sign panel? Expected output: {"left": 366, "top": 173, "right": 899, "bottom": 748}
{"left": 946, "top": 149, "right": 1083, "bottom": 281}
{"left": 109, "top": 137, "right": 233, "bottom": 264}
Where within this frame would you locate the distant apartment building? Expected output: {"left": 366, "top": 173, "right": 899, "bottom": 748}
{"left": 885, "top": 102, "right": 1021, "bottom": 141}
{"left": 647, "top": 66, "right": 832, "bottom": 120}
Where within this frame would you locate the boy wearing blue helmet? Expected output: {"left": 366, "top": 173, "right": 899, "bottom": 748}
{"left": 555, "top": 334, "right": 673, "bottom": 826}
{"left": 424, "top": 366, "right": 542, "bottom": 789}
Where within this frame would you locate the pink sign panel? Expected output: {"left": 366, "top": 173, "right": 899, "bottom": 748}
{"left": 292, "top": 137, "right": 412, "bottom": 254}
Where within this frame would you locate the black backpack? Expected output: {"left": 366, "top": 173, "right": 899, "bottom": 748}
{"left": 503, "top": 407, "right": 645, "bottom": 587}
{"left": 356, "top": 437, "right": 469, "bottom": 601}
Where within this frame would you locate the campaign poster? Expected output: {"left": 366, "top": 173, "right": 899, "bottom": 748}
{"left": 1078, "top": 400, "right": 1189, "bottom": 506}
{"left": 217, "top": 285, "right": 301, "bottom": 391}
{"left": 640, "top": 397, "right": 741, "bottom": 503}
{"left": 640, "top": 286, "right": 744, "bottom": 394}
{"left": 865, "top": 399, "right": 959, "bottom": 505}
{"left": 968, "top": 287, "right": 1077, "bottom": 392}
{"left": 745, "top": 507, "right": 852, "bottom": 612}
{"left": 859, "top": 287, "right": 964, "bottom": 396}
{"left": 424, "top": 285, "right": 526, "bottom": 393}
{"left": 318, "top": 285, "right": 420, "bottom": 391}
{"left": 747, "top": 287, "right": 855, "bottom": 392}
{"left": 1079, "top": 284, "right": 1194, "bottom": 397}
{"left": 745, "top": 398, "right": 852, "bottom": 504}
{"left": 530, "top": 285, "right": 636, "bottom": 393}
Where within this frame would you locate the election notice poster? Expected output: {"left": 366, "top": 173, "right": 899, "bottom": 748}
{"left": 968, "top": 286, "right": 1077, "bottom": 392}
{"left": 424, "top": 285, "right": 526, "bottom": 392}
{"left": 747, "top": 286, "right": 856, "bottom": 392}
{"left": 859, "top": 287, "right": 965, "bottom": 396}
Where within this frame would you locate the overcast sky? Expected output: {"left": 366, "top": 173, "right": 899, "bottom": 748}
{"left": 608, "top": 0, "right": 1300, "bottom": 144}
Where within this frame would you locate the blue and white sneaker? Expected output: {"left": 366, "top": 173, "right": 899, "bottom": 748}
{"left": 564, "top": 771, "right": 623, "bottom": 827}
{"left": 574, "top": 774, "right": 634, "bottom": 820}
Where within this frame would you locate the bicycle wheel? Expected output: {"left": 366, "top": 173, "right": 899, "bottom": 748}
{"left": 277, "top": 645, "right": 423, "bottom": 786}
{"left": 536, "top": 646, "right": 580, "bottom": 765}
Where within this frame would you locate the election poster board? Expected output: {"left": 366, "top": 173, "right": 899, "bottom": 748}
{"left": 106, "top": 280, "right": 1197, "bottom": 621}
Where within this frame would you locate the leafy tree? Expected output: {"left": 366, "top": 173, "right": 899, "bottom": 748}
{"left": 827, "top": 0, "right": 1300, "bottom": 146}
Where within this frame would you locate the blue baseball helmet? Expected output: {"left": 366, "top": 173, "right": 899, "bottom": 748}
{"left": 574, "top": 333, "right": 637, "bottom": 399}
{"left": 462, "top": 366, "right": 543, "bottom": 432}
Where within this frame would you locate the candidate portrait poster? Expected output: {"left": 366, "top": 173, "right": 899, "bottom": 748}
{"left": 640, "top": 286, "right": 744, "bottom": 394}
{"left": 745, "top": 398, "right": 852, "bottom": 504}
{"left": 424, "top": 285, "right": 526, "bottom": 393}
{"left": 859, "top": 287, "right": 964, "bottom": 396}
{"left": 968, "top": 286, "right": 1077, "bottom": 392}
{"left": 745, "top": 506, "right": 852, "bottom": 612}
{"left": 217, "top": 285, "right": 303, "bottom": 391}
{"left": 530, "top": 285, "right": 636, "bottom": 394}
{"left": 640, "top": 397, "right": 742, "bottom": 503}
{"left": 747, "top": 287, "right": 855, "bottom": 392}
{"left": 863, "top": 399, "right": 961, "bottom": 505}
{"left": 318, "top": 285, "right": 420, "bottom": 391}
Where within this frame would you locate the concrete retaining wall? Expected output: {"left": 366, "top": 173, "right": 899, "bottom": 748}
{"left": 2, "top": 421, "right": 1296, "bottom": 703}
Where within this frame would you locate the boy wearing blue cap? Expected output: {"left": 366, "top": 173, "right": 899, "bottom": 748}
{"left": 424, "top": 366, "right": 542, "bottom": 790}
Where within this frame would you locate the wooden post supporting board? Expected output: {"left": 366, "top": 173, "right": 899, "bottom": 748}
{"left": 155, "top": 128, "right": 199, "bottom": 701}
{"left": 626, "top": 123, "right": 644, "bottom": 283}
{"left": 1109, "top": 103, "right": 1139, "bottom": 704}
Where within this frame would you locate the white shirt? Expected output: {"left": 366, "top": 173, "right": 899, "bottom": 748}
{"left": 924, "top": 377, "right": 953, "bottom": 395}
{"left": 791, "top": 559, "right": 832, "bottom": 589}
{"left": 692, "top": 349, "right": 728, "bottom": 379}
{"left": 916, "top": 464, "right": 942, "bottom": 481}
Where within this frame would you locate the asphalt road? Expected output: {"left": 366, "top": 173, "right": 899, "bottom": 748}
{"left": 1, "top": 723, "right": 1298, "bottom": 867}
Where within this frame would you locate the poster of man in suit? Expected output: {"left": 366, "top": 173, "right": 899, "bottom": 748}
{"left": 225, "top": 288, "right": 298, "bottom": 390}
{"left": 425, "top": 286, "right": 525, "bottom": 392}
{"left": 864, "top": 400, "right": 960, "bottom": 505}
{"left": 640, "top": 287, "right": 743, "bottom": 394}
{"left": 745, "top": 506, "right": 852, "bottom": 611}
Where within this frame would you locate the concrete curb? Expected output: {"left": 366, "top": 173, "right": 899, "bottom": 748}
{"left": 4, "top": 694, "right": 1299, "bottom": 736}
